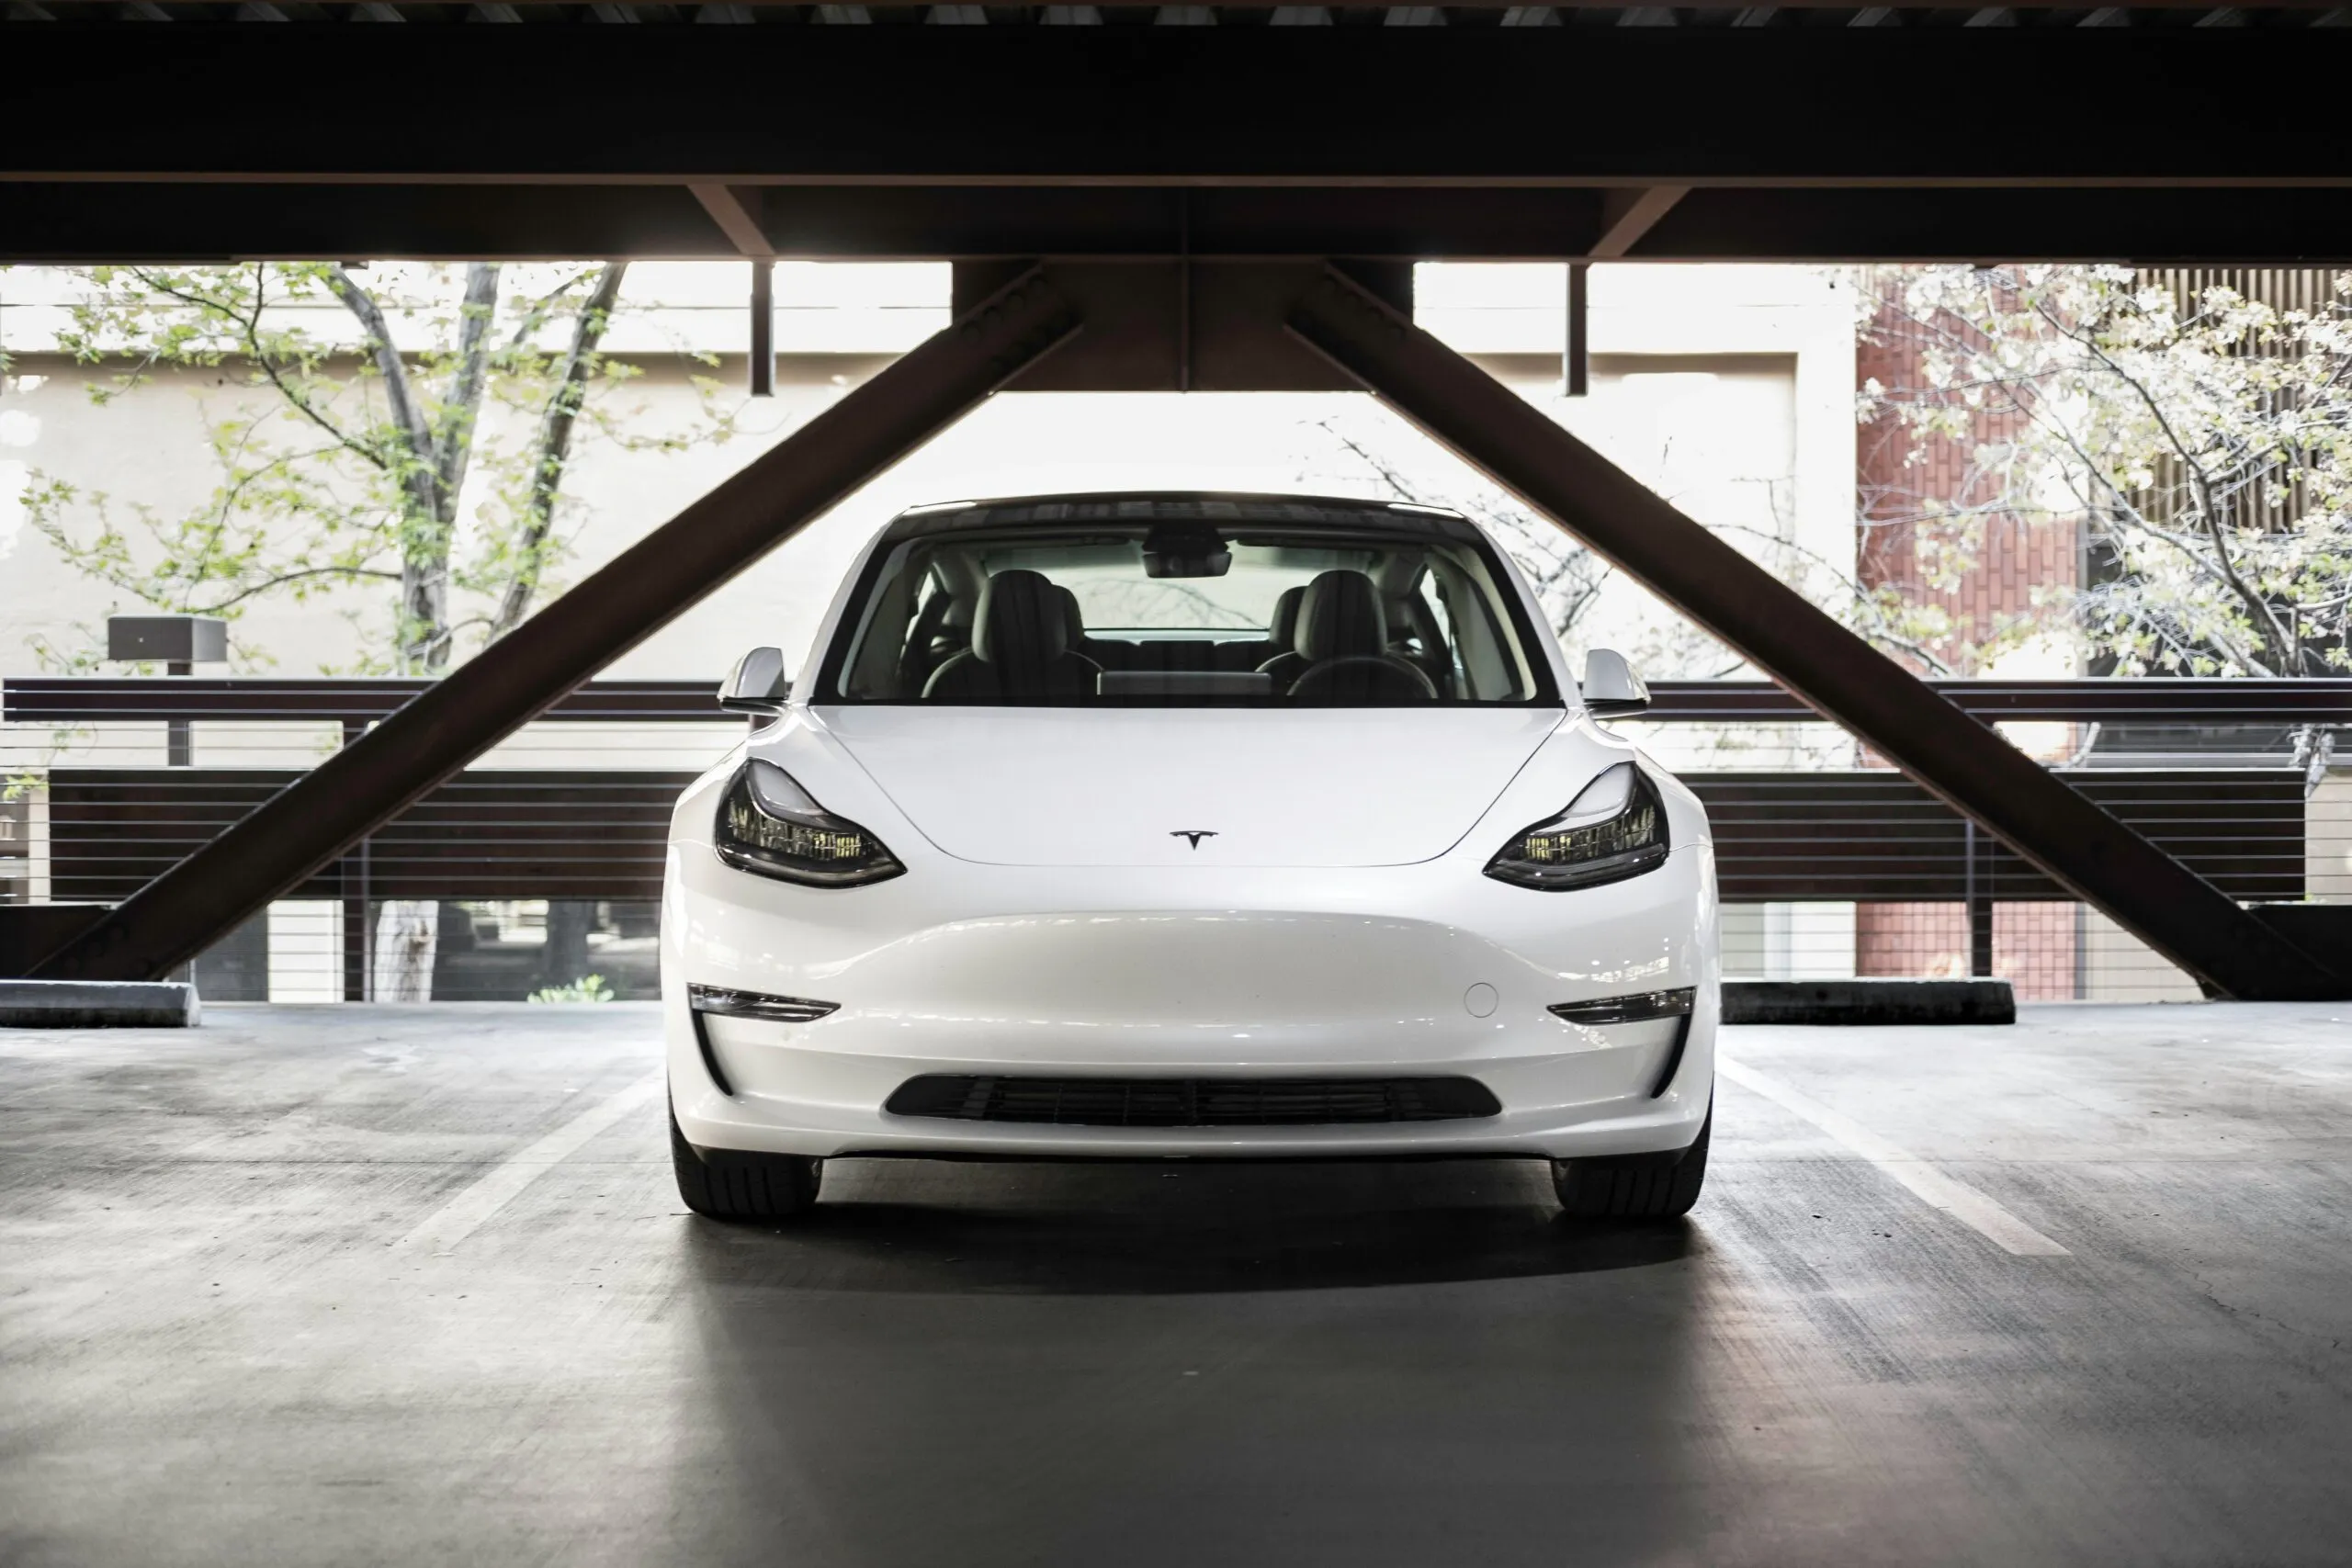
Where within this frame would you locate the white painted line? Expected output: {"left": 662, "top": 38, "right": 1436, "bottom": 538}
{"left": 392, "top": 1072, "right": 662, "bottom": 1256}
{"left": 1718, "top": 1057, "right": 2070, "bottom": 1258}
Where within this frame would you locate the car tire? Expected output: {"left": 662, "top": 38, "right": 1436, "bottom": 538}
{"left": 1551, "top": 1104, "right": 1710, "bottom": 1220}
{"left": 670, "top": 1103, "right": 821, "bottom": 1221}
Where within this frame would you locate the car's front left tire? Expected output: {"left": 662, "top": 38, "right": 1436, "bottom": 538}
{"left": 670, "top": 1102, "right": 821, "bottom": 1222}
{"left": 1551, "top": 1103, "right": 1710, "bottom": 1220}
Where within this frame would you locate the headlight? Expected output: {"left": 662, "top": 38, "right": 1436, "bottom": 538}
{"left": 714, "top": 759, "right": 904, "bottom": 887}
{"left": 1484, "top": 761, "right": 1669, "bottom": 891}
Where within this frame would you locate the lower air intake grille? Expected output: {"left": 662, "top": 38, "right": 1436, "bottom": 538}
{"left": 884, "top": 1075, "right": 1501, "bottom": 1128}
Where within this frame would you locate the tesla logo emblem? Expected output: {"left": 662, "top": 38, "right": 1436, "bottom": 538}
{"left": 1170, "top": 830, "right": 1219, "bottom": 850}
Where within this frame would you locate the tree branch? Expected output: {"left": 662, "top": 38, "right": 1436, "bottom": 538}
{"left": 187, "top": 565, "right": 403, "bottom": 615}
{"left": 2032, "top": 293, "right": 2301, "bottom": 670}
{"left": 131, "top": 265, "right": 390, "bottom": 474}
{"left": 491, "top": 262, "right": 628, "bottom": 638}
{"left": 431, "top": 263, "right": 503, "bottom": 511}
{"left": 323, "top": 265, "right": 440, "bottom": 518}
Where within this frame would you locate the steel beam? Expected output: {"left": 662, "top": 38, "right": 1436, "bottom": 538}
{"left": 10, "top": 29, "right": 2352, "bottom": 187}
{"left": 689, "top": 183, "right": 772, "bottom": 257}
{"left": 1285, "top": 265, "right": 2345, "bottom": 1000}
{"left": 749, "top": 259, "right": 775, "bottom": 399}
{"left": 1566, "top": 264, "right": 1589, "bottom": 398}
{"left": 31, "top": 268, "right": 1080, "bottom": 983}
{"left": 1589, "top": 186, "right": 1690, "bottom": 260}
{"left": 16, "top": 183, "right": 2352, "bottom": 267}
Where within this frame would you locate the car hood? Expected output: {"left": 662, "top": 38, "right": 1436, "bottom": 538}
{"left": 813, "top": 706, "right": 1567, "bottom": 867}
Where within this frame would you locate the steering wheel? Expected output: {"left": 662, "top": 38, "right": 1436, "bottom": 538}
{"left": 1285, "top": 655, "right": 1439, "bottom": 702}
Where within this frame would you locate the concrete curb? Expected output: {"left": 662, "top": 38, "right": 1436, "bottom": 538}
{"left": 0, "top": 981, "right": 200, "bottom": 1029}
{"left": 1723, "top": 977, "right": 2014, "bottom": 1027}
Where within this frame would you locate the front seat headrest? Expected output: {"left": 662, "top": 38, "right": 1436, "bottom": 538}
{"left": 1266, "top": 585, "right": 1306, "bottom": 650}
{"left": 973, "top": 569, "right": 1072, "bottom": 666}
{"left": 1295, "top": 570, "right": 1388, "bottom": 661}
{"left": 1052, "top": 584, "right": 1087, "bottom": 648}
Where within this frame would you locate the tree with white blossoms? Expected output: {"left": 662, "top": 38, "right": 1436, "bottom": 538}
{"left": 1859, "top": 265, "right": 2352, "bottom": 680}
{"left": 1306, "top": 412, "right": 1886, "bottom": 704}
{"left": 20, "top": 262, "right": 734, "bottom": 998}
{"left": 1310, "top": 414, "right": 1616, "bottom": 649}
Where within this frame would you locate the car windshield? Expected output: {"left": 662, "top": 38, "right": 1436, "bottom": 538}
{"left": 820, "top": 518, "right": 1555, "bottom": 706}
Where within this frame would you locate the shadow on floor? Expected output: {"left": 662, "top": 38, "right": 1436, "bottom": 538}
{"left": 680, "top": 1155, "right": 1694, "bottom": 1295}
{"left": 664, "top": 1156, "right": 1712, "bottom": 1567}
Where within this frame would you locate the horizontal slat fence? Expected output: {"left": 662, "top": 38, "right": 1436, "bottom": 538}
{"left": 1698, "top": 771, "right": 2305, "bottom": 904}
{"left": 45, "top": 770, "right": 700, "bottom": 904}
{"left": 5, "top": 675, "right": 2346, "bottom": 1002}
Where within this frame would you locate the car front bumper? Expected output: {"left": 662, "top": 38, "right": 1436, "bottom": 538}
{"left": 663, "top": 840, "right": 1717, "bottom": 1162}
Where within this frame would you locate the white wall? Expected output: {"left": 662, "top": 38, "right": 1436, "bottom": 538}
{"left": 4, "top": 262, "right": 1857, "bottom": 690}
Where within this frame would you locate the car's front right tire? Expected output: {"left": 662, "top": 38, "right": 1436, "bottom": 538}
{"left": 1551, "top": 1103, "right": 1710, "bottom": 1220}
{"left": 670, "top": 1101, "right": 820, "bottom": 1221}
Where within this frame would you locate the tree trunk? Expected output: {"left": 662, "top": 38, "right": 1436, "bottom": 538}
{"left": 326, "top": 264, "right": 489, "bottom": 676}
{"left": 371, "top": 900, "right": 439, "bottom": 1003}
{"left": 330, "top": 267, "right": 506, "bottom": 994}
{"left": 540, "top": 901, "right": 596, "bottom": 992}
{"left": 494, "top": 262, "right": 628, "bottom": 637}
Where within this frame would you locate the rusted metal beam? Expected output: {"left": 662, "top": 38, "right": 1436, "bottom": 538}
{"left": 15, "top": 30, "right": 2352, "bottom": 188}
{"left": 750, "top": 258, "right": 775, "bottom": 398}
{"left": 18, "top": 182, "right": 2352, "bottom": 267}
{"left": 688, "top": 183, "right": 771, "bottom": 257}
{"left": 31, "top": 267, "right": 1080, "bottom": 983}
{"left": 1285, "top": 265, "right": 2345, "bottom": 1000}
{"left": 1566, "top": 263, "right": 1590, "bottom": 398}
{"left": 1589, "top": 186, "right": 1690, "bottom": 259}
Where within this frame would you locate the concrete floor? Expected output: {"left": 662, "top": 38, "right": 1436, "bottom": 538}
{"left": 2, "top": 1003, "right": 2348, "bottom": 1567}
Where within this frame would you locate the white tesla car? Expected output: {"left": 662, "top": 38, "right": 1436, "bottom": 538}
{"left": 661, "top": 493, "right": 1718, "bottom": 1223}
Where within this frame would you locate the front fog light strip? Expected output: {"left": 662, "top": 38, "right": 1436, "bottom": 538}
{"left": 687, "top": 986, "right": 839, "bottom": 1098}
{"left": 1547, "top": 988, "right": 1695, "bottom": 1027}
{"left": 688, "top": 985, "right": 840, "bottom": 1024}
{"left": 1549, "top": 987, "right": 1699, "bottom": 1099}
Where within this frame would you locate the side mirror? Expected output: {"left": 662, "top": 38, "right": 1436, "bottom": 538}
{"left": 1579, "top": 647, "right": 1650, "bottom": 718}
{"left": 719, "top": 647, "right": 793, "bottom": 715}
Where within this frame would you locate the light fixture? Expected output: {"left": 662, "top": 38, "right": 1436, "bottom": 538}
{"left": 714, "top": 760, "right": 904, "bottom": 888}
{"left": 688, "top": 984, "right": 841, "bottom": 1024}
{"left": 1546, "top": 988, "right": 1694, "bottom": 1027}
{"left": 1485, "top": 762, "right": 1669, "bottom": 891}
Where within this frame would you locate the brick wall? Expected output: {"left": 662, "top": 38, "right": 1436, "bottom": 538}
{"left": 1854, "top": 272, "right": 2081, "bottom": 674}
{"left": 1853, "top": 271, "right": 2079, "bottom": 990}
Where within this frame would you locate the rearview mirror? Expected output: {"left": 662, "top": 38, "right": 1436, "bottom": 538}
{"left": 1141, "top": 524, "right": 1232, "bottom": 580}
{"left": 719, "top": 647, "right": 793, "bottom": 715}
{"left": 1579, "top": 648, "right": 1650, "bottom": 718}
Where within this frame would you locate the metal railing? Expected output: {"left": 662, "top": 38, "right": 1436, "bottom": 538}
{"left": 5, "top": 676, "right": 2346, "bottom": 1004}
{"left": 3, "top": 679, "right": 742, "bottom": 1002}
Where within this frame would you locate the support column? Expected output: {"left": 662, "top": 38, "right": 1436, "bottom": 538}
{"left": 1565, "top": 263, "right": 1589, "bottom": 400}
{"left": 339, "top": 716, "right": 369, "bottom": 1003}
{"left": 36, "top": 268, "right": 1080, "bottom": 983}
{"left": 749, "top": 259, "right": 775, "bottom": 399}
{"left": 1286, "top": 265, "right": 2340, "bottom": 1001}
{"left": 1966, "top": 821, "right": 1995, "bottom": 980}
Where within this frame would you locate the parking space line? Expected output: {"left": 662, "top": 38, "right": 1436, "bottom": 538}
{"left": 1718, "top": 1057, "right": 2070, "bottom": 1258}
{"left": 391, "top": 1072, "right": 663, "bottom": 1256}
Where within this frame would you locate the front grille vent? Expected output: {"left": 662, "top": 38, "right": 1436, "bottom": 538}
{"left": 884, "top": 1075, "right": 1501, "bottom": 1128}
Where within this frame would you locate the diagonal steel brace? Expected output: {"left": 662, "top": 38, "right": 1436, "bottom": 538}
{"left": 1287, "top": 265, "right": 2341, "bottom": 1001}
{"left": 34, "top": 268, "right": 1081, "bottom": 983}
